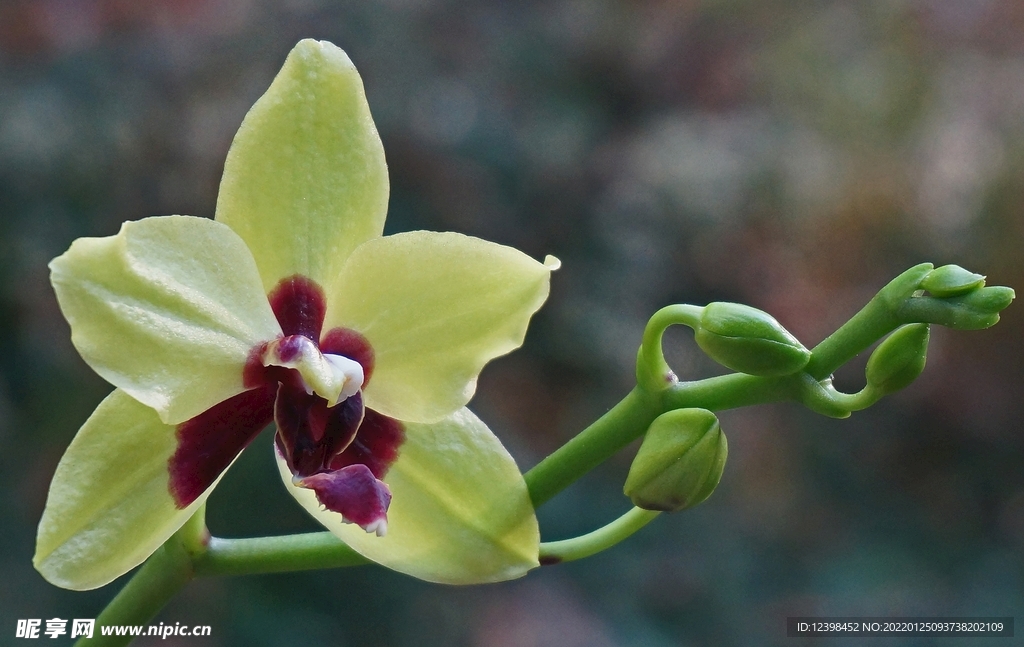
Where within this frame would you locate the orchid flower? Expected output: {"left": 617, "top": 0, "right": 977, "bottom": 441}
{"left": 35, "top": 39, "right": 557, "bottom": 591}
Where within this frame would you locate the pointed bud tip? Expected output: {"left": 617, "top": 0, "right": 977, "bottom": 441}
{"left": 922, "top": 265, "right": 986, "bottom": 297}
{"left": 292, "top": 38, "right": 355, "bottom": 71}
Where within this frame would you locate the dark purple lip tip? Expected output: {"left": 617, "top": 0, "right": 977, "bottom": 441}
{"left": 298, "top": 464, "right": 392, "bottom": 532}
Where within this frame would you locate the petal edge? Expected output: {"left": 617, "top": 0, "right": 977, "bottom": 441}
{"left": 35, "top": 391, "right": 231, "bottom": 590}
{"left": 325, "top": 231, "right": 555, "bottom": 424}
{"left": 49, "top": 215, "right": 281, "bottom": 425}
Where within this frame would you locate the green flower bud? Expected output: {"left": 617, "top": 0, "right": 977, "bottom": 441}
{"left": 865, "top": 324, "right": 929, "bottom": 396}
{"left": 953, "top": 286, "right": 1016, "bottom": 327}
{"left": 921, "top": 265, "right": 986, "bottom": 297}
{"left": 902, "top": 285, "right": 1015, "bottom": 330}
{"left": 694, "top": 302, "right": 811, "bottom": 376}
{"left": 624, "top": 408, "right": 728, "bottom": 512}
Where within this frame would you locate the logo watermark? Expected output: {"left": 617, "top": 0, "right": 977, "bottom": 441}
{"left": 16, "top": 619, "right": 211, "bottom": 640}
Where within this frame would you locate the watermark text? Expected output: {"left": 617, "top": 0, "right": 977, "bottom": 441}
{"left": 17, "top": 619, "right": 211, "bottom": 640}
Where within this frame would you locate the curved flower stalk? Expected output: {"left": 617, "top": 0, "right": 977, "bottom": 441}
{"left": 36, "top": 39, "right": 557, "bottom": 591}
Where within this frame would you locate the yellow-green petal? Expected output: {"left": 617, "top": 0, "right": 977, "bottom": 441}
{"left": 278, "top": 408, "right": 540, "bottom": 584}
{"left": 49, "top": 216, "right": 281, "bottom": 426}
{"left": 324, "top": 231, "right": 557, "bottom": 424}
{"left": 34, "top": 391, "right": 220, "bottom": 590}
{"left": 215, "top": 39, "right": 389, "bottom": 291}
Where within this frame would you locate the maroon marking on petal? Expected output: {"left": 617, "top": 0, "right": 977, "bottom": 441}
{"left": 539, "top": 555, "right": 563, "bottom": 566}
{"left": 268, "top": 275, "right": 326, "bottom": 341}
{"left": 275, "top": 384, "right": 365, "bottom": 477}
{"left": 298, "top": 464, "right": 392, "bottom": 531}
{"left": 168, "top": 385, "right": 276, "bottom": 508}
{"left": 328, "top": 408, "right": 404, "bottom": 480}
{"left": 243, "top": 342, "right": 271, "bottom": 389}
{"left": 275, "top": 335, "right": 309, "bottom": 363}
{"left": 320, "top": 327, "right": 375, "bottom": 387}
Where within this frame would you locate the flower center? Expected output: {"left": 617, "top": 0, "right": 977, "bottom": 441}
{"left": 170, "top": 274, "right": 401, "bottom": 537}
{"left": 262, "top": 335, "right": 364, "bottom": 407}
{"left": 265, "top": 275, "right": 400, "bottom": 536}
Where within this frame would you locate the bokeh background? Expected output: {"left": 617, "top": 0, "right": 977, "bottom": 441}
{"left": 2, "top": 1, "right": 1023, "bottom": 645}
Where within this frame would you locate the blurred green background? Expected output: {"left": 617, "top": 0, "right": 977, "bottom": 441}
{"left": 2, "top": 1, "right": 1023, "bottom": 645}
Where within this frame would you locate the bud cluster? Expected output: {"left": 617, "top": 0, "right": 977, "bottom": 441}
{"left": 900, "top": 264, "right": 1014, "bottom": 330}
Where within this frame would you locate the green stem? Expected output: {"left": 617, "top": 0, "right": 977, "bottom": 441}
{"left": 663, "top": 372, "right": 792, "bottom": 412}
{"left": 177, "top": 504, "right": 210, "bottom": 557}
{"left": 638, "top": 304, "right": 703, "bottom": 390}
{"left": 805, "top": 263, "right": 932, "bottom": 379}
{"left": 805, "top": 299, "right": 898, "bottom": 380}
{"left": 525, "top": 387, "right": 660, "bottom": 507}
{"left": 524, "top": 373, "right": 795, "bottom": 507}
{"left": 194, "top": 532, "right": 368, "bottom": 577}
{"left": 539, "top": 507, "right": 660, "bottom": 564}
{"left": 80, "top": 525, "right": 365, "bottom": 646}
{"left": 76, "top": 540, "right": 193, "bottom": 647}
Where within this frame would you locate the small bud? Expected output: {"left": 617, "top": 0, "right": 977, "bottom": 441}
{"left": 624, "top": 408, "right": 728, "bottom": 512}
{"left": 952, "top": 286, "right": 1015, "bottom": 327}
{"left": 976, "top": 285, "right": 1015, "bottom": 307}
{"left": 865, "top": 324, "right": 929, "bottom": 396}
{"left": 902, "top": 285, "right": 1015, "bottom": 330}
{"left": 922, "top": 265, "right": 986, "bottom": 297}
{"left": 694, "top": 302, "right": 811, "bottom": 376}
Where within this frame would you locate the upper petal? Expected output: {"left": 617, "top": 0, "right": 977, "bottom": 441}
{"left": 49, "top": 216, "right": 282, "bottom": 425}
{"left": 34, "top": 391, "right": 226, "bottom": 590}
{"left": 215, "top": 39, "right": 389, "bottom": 291}
{"left": 278, "top": 407, "right": 539, "bottom": 584}
{"left": 324, "top": 231, "right": 557, "bottom": 423}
